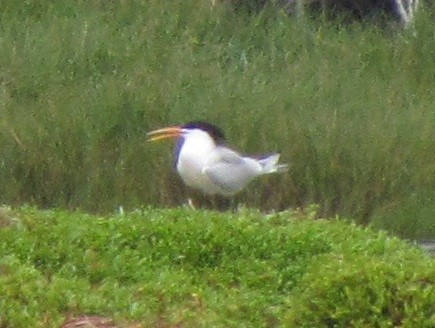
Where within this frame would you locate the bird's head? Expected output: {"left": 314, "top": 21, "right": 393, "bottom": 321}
{"left": 147, "top": 121, "right": 226, "bottom": 145}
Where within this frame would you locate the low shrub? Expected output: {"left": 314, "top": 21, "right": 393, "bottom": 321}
{"left": 285, "top": 241, "right": 434, "bottom": 327}
{"left": 0, "top": 207, "right": 433, "bottom": 327}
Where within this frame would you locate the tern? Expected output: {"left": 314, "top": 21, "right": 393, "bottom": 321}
{"left": 147, "top": 121, "right": 288, "bottom": 196}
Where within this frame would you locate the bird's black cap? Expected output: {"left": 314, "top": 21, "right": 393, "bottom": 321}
{"left": 182, "top": 121, "right": 226, "bottom": 145}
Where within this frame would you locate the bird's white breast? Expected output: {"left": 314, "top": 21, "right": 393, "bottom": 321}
{"left": 176, "top": 129, "right": 222, "bottom": 194}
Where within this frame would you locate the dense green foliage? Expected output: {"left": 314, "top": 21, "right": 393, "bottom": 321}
{"left": 0, "top": 207, "right": 433, "bottom": 327}
{"left": 0, "top": 1, "right": 434, "bottom": 239}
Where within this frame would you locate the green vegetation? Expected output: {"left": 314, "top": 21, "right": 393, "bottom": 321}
{"left": 0, "top": 1, "right": 434, "bottom": 239}
{"left": 0, "top": 207, "right": 433, "bottom": 327}
{"left": 0, "top": 4, "right": 433, "bottom": 325}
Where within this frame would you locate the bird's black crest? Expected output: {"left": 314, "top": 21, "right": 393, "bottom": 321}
{"left": 183, "top": 121, "right": 226, "bottom": 144}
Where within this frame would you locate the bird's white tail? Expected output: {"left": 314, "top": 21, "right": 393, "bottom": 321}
{"left": 258, "top": 154, "right": 288, "bottom": 174}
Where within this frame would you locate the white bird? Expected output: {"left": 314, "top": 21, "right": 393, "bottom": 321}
{"left": 147, "top": 121, "right": 288, "bottom": 196}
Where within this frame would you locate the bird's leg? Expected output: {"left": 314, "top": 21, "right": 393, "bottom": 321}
{"left": 187, "top": 198, "right": 197, "bottom": 210}
{"left": 183, "top": 190, "right": 206, "bottom": 210}
{"left": 229, "top": 197, "right": 244, "bottom": 213}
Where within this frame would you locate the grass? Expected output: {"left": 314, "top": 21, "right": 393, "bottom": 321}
{"left": 0, "top": 1, "right": 434, "bottom": 239}
{"left": 0, "top": 206, "right": 433, "bottom": 327}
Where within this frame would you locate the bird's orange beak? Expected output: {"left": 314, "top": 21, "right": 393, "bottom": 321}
{"left": 147, "top": 126, "right": 183, "bottom": 142}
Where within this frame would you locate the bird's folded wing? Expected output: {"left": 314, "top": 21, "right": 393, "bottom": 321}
{"left": 203, "top": 163, "right": 245, "bottom": 194}
{"left": 203, "top": 148, "right": 261, "bottom": 194}
{"left": 214, "top": 147, "right": 244, "bottom": 164}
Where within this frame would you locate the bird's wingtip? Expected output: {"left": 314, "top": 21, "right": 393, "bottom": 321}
{"left": 276, "top": 163, "right": 289, "bottom": 173}
{"left": 258, "top": 153, "right": 289, "bottom": 174}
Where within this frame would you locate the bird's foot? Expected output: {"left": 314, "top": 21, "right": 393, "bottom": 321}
{"left": 186, "top": 198, "right": 197, "bottom": 210}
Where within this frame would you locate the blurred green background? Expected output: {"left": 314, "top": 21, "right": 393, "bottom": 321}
{"left": 0, "top": 1, "right": 434, "bottom": 239}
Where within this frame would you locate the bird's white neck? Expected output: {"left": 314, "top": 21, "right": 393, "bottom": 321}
{"left": 177, "top": 129, "right": 217, "bottom": 167}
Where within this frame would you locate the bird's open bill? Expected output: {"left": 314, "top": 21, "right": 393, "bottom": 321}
{"left": 147, "top": 126, "right": 183, "bottom": 142}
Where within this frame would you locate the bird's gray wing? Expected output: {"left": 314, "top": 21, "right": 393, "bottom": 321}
{"left": 203, "top": 147, "right": 261, "bottom": 194}
{"left": 217, "top": 147, "right": 245, "bottom": 163}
